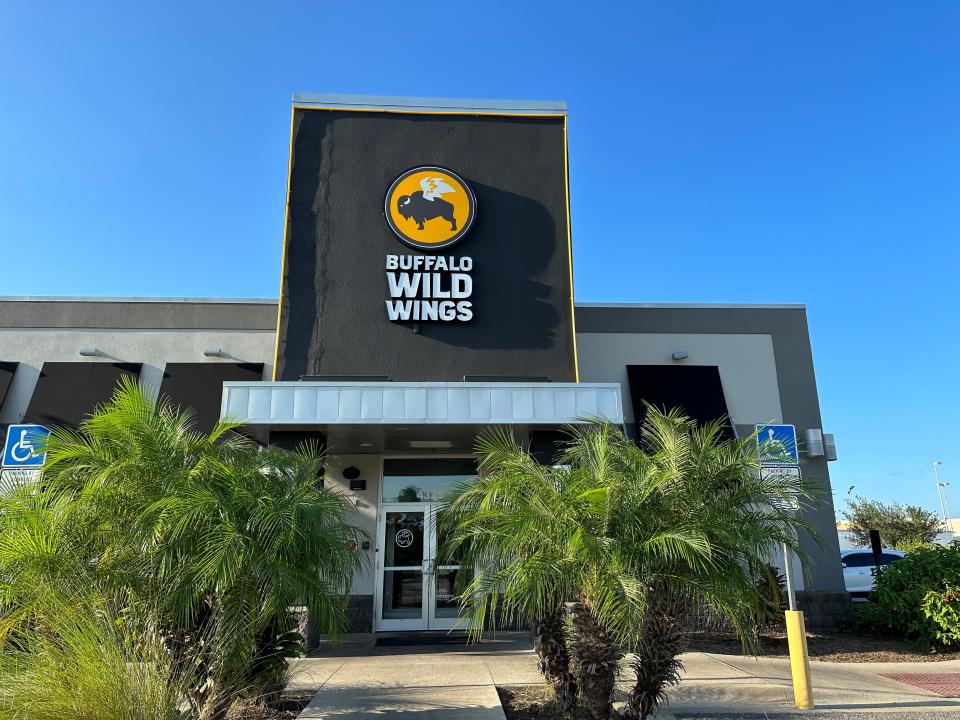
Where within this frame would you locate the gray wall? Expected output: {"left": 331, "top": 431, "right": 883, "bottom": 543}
{"left": 575, "top": 303, "right": 845, "bottom": 593}
{"left": 0, "top": 298, "right": 277, "bottom": 424}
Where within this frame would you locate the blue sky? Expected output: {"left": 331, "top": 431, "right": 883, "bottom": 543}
{"left": 1, "top": 2, "right": 958, "bottom": 515}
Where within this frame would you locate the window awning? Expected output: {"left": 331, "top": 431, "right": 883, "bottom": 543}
{"left": 626, "top": 365, "right": 733, "bottom": 438}
{"left": 24, "top": 362, "right": 142, "bottom": 428}
{"left": 0, "top": 362, "right": 17, "bottom": 413}
{"left": 159, "top": 363, "right": 264, "bottom": 433}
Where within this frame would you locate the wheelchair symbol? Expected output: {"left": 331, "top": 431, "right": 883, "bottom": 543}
{"left": 10, "top": 430, "right": 36, "bottom": 462}
{"left": 2, "top": 425, "right": 49, "bottom": 468}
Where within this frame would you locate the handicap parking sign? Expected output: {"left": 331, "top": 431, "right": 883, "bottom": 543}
{"left": 2, "top": 424, "right": 50, "bottom": 468}
{"left": 756, "top": 424, "right": 798, "bottom": 466}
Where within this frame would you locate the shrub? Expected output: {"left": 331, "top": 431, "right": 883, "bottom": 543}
{"left": 0, "top": 596, "right": 185, "bottom": 720}
{"left": 921, "top": 582, "right": 960, "bottom": 647}
{"left": 872, "top": 543, "right": 960, "bottom": 648}
{"left": 839, "top": 600, "right": 897, "bottom": 638}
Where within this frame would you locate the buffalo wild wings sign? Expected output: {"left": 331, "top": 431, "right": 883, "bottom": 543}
{"left": 384, "top": 166, "right": 476, "bottom": 322}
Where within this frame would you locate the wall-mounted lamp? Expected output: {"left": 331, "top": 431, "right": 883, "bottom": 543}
{"left": 671, "top": 351, "right": 689, "bottom": 361}
{"left": 78, "top": 347, "right": 99, "bottom": 357}
{"left": 203, "top": 347, "right": 224, "bottom": 357}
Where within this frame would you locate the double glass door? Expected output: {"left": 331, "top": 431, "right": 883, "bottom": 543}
{"left": 375, "top": 503, "right": 467, "bottom": 631}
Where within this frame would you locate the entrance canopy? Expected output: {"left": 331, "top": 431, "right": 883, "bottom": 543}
{"left": 220, "top": 380, "right": 623, "bottom": 452}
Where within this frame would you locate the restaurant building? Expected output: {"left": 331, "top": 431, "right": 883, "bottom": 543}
{"left": 0, "top": 94, "right": 848, "bottom": 631}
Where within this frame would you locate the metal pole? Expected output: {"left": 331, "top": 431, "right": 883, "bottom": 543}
{"left": 934, "top": 462, "right": 948, "bottom": 525}
{"left": 782, "top": 541, "right": 812, "bottom": 709}
{"left": 943, "top": 484, "right": 952, "bottom": 528}
{"left": 783, "top": 541, "right": 797, "bottom": 611}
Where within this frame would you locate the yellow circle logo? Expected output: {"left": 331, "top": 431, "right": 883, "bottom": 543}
{"left": 384, "top": 166, "right": 476, "bottom": 250}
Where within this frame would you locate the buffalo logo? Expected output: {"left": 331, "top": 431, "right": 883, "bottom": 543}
{"left": 385, "top": 166, "right": 476, "bottom": 250}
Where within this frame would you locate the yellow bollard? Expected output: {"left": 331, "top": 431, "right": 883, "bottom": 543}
{"left": 784, "top": 610, "right": 814, "bottom": 709}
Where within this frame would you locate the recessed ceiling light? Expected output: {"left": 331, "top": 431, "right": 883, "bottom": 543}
{"left": 359, "top": 442, "right": 373, "bottom": 447}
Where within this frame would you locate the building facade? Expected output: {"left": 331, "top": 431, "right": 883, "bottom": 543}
{"left": 0, "top": 94, "right": 848, "bottom": 631}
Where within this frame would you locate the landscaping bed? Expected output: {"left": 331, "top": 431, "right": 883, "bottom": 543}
{"left": 497, "top": 685, "right": 566, "bottom": 720}
{"left": 682, "top": 629, "right": 960, "bottom": 663}
{"left": 226, "top": 694, "right": 311, "bottom": 720}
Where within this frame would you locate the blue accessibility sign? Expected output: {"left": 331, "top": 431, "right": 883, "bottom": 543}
{"left": 2, "top": 424, "right": 50, "bottom": 468}
{"left": 756, "top": 424, "right": 799, "bottom": 466}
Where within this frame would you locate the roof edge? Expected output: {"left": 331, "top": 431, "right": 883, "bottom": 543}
{"left": 576, "top": 302, "right": 806, "bottom": 310}
{"left": 0, "top": 296, "right": 277, "bottom": 304}
{"left": 292, "top": 93, "right": 566, "bottom": 115}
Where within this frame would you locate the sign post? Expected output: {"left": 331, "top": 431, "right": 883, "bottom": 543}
{"left": 758, "top": 426, "right": 813, "bottom": 710}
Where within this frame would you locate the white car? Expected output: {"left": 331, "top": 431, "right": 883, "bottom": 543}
{"left": 841, "top": 548, "right": 906, "bottom": 596}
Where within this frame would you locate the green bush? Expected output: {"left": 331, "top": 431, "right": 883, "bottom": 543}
{"left": 872, "top": 543, "right": 960, "bottom": 648}
{"left": 921, "top": 582, "right": 960, "bottom": 647}
{"left": 839, "top": 600, "right": 897, "bottom": 637}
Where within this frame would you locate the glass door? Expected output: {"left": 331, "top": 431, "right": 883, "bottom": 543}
{"left": 427, "top": 507, "right": 470, "bottom": 630}
{"left": 375, "top": 504, "right": 472, "bottom": 631}
{"left": 377, "top": 504, "right": 428, "bottom": 631}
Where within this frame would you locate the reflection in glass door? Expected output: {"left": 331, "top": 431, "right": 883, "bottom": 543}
{"left": 428, "top": 508, "right": 469, "bottom": 630}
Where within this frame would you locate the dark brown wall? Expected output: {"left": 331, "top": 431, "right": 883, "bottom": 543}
{"left": 275, "top": 109, "right": 576, "bottom": 382}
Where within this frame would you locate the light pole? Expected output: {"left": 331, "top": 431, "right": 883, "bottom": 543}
{"left": 934, "top": 461, "right": 951, "bottom": 530}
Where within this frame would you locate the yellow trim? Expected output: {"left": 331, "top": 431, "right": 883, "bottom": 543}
{"left": 562, "top": 115, "right": 579, "bottom": 382}
{"left": 271, "top": 106, "right": 297, "bottom": 381}
{"left": 785, "top": 610, "right": 814, "bottom": 709}
{"left": 273, "top": 103, "right": 578, "bottom": 382}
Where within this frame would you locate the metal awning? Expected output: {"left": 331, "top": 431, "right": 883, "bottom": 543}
{"left": 220, "top": 381, "right": 623, "bottom": 427}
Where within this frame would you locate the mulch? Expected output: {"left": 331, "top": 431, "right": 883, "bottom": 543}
{"left": 682, "top": 629, "right": 960, "bottom": 663}
{"left": 225, "top": 695, "right": 310, "bottom": 720}
{"left": 497, "top": 685, "right": 567, "bottom": 720}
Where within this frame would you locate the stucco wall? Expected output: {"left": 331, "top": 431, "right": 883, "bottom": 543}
{"left": 0, "top": 298, "right": 277, "bottom": 424}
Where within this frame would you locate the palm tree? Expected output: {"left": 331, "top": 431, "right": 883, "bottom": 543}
{"left": 440, "top": 424, "right": 701, "bottom": 720}
{"left": 441, "top": 425, "right": 643, "bottom": 718}
{"left": 605, "top": 408, "right": 817, "bottom": 720}
{"left": 443, "top": 410, "right": 816, "bottom": 720}
{"left": 3, "top": 378, "right": 365, "bottom": 720}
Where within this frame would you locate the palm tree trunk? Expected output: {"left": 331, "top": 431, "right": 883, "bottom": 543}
{"left": 623, "top": 600, "right": 684, "bottom": 720}
{"left": 530, "top": 606, "right": 577, "bottom": 714}
{"left": 568, "top": 600, "right": 622, "bottom": 720}
{"left": 197, "top": 677, "right": 234, "bottom": 720}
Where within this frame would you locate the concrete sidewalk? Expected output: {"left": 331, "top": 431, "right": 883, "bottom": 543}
{"left": 290, "top": 634, "right": 539, "bottom": 719}
{"left": 667, "top": 653, "right": 960, "bottom": 714}
{"left": 288, "top": 633, "right": 960, "bottom": 718}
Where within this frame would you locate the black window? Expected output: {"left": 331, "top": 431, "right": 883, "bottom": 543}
{"left": 881, "top": 553, "right": 902, "bottom": 566}
{"left": 842, "top": 553, "right": 874, "bottom": 568}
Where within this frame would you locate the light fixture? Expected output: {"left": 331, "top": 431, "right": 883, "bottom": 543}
{"left": 359, "top": 442, "right": 373, "bottom": 448}
{"left": 672, "top": 351, "right": 688, "bottom": 361}
{"left": 203, "top": 347, "right": 223, "bottom": 357}
{"left": 78, "top": 347, "right": 99, "bottom": 357}
{"left": 409, "top": 440, "right": 454, "bottom": 449}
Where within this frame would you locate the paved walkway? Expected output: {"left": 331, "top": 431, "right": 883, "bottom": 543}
{"left": 288, "top": 633, "right": 960, "bottom": 718}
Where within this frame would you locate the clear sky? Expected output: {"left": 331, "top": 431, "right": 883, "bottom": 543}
{"left": 1, "top": 2, "right": 958, "bottom": 516}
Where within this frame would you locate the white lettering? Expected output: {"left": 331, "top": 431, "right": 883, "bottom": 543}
{"left": 385, "top": 300, "right": 413, "bottom": 320}
{"left": 451, "top": 273, "right": 472, "bottom": 298}
{"left": 387, "top": 272, "right": 421, "bottom": 298}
